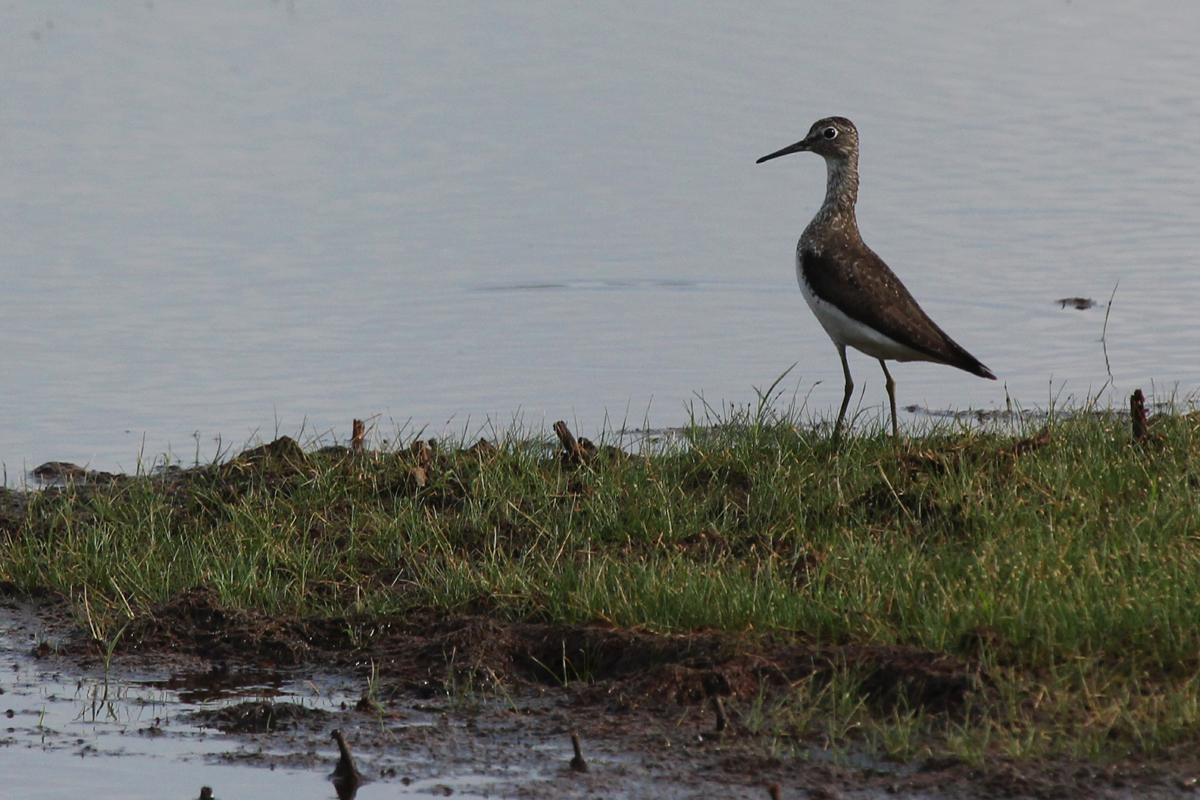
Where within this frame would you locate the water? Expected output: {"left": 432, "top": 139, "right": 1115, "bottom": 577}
{"left": 3, "top": 1, "right": 1200, "bottom": 474}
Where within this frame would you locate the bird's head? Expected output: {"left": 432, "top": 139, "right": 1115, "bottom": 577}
{"left": 757, "top": 117, "right": 858, "bottom": 164}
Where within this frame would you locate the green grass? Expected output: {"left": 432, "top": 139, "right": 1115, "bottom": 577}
{"left": 4, "top": 400, "right": 1200, "bottom": 763}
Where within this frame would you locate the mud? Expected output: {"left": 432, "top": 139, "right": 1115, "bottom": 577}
{"left": 2, "top": 589, "right": 1190, "bottom": 798}
{"left": 111, "top": 587, "right": 979, "bottom": 713}
{"left": 188, "top": 700, "right": 331, "bottom": 733}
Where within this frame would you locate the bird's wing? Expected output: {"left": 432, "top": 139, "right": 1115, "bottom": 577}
{"left": 801, "top": 247, "right": 995, "bottom": 378}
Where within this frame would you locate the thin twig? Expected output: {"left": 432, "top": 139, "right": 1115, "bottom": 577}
{"left": 1101, "top": 280, "right": 1119, "bottom": 386}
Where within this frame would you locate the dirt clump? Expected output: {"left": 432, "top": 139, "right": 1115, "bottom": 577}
{"left": 120, "top": 586, "right": 327, "bottom": 665}
{"left": 188, "top": 700, "right": 330, "bottom": 733}
{"left": 29, "top": 461, "right": 124, "bottom": 485}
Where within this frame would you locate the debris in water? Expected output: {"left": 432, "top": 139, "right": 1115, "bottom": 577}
{"left": 554, "top": 421, "right": 596, "bottom": 466}
{"left": 570, "top": 730, "right": 588, "bottom": 773}
{"left": 1056, "top": 297, "right": 1097, "bottom": 310}
{"left": 1131, "top": 389, "right": 1149, "bottom": 442}
{"left": 331, "top": 728, "right": 362, "bottom": 799}
{"left": 712, "top": 694, "right": 728, "bottom": 732}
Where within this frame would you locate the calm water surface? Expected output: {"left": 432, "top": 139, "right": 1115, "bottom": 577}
{"left": 3, "top": 2, "right": 1200, "bottom": 473}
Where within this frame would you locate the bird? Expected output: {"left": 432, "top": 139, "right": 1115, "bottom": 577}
{"left": 757, "top": 117, "right": 996, "bottom": 441}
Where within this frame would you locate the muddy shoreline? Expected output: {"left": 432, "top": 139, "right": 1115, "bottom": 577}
{"left": 5, "top": 588, "right": 1196, "bottom": 799}
{"left": 7, "top": 418, "right": 1200, "bottom": 798}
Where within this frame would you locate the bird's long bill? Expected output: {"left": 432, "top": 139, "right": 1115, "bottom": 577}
{"left": 756, "top": 138, "right": 811, "bottom": 164}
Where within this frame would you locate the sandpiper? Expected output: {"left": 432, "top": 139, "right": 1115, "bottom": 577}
{"left": 757, "top": 117, "right": 995, "bottom": 440}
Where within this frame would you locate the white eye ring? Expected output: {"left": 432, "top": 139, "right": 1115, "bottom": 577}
{"left": 822, "top": 127, "right": 838, "bottom": 140}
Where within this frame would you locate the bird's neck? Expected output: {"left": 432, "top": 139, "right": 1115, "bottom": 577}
{"left": 802, "top": 154, "right": 860, "bottom": 248}
{"left": 821, "top": 155, "right": 859, "bottom": 215}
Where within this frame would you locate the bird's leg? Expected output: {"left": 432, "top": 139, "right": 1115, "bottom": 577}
{"left": 833, "top": 345, "right": 853, "bottom": 443}
{"left": 879, "top": 359, "right": 898, "bottom": 440}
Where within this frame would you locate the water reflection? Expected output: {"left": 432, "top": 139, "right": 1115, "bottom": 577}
{"left": 141, "top": 666, "right": 290, "bottom": 705}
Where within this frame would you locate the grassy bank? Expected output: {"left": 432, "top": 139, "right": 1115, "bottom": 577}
{"left": 3, "top": 404, "right": 1200, "bottom": 763}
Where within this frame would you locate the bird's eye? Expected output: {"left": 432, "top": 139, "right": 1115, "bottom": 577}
{"left": 823, "top": 127, "right": 838, "bottom": 140}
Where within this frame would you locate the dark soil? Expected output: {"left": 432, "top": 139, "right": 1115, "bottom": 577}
{"left": 115, "top": 586, "right": 979, "bottom": 715}
{"left": 188, "top": 700, "right": 331, "bottom": 733}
